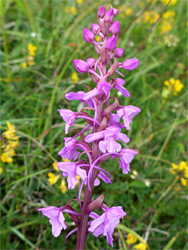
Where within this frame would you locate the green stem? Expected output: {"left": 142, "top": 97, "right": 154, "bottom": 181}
{"left": 153, "top": 178, "right": 177, "bottom": 208}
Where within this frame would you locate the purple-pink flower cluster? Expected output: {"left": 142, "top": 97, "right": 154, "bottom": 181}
{"left": 38, "top": 5, "right": 140, "bottom": 249}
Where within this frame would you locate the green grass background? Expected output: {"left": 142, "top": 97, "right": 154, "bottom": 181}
{"left": 0, "top": 0, "right": 187, "bottom": 249}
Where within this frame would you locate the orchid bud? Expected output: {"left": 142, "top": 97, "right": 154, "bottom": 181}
{"left": 92, "top": 23, "right": 100, "bottom": 34}
{"left": 87, "top": 58, "right": 96, "bottom": 66}
{"left": 106, "top": 35, "right": 117, "bottom": 50}
{"left": 104, "top": 8, "right": 113, "bottom": 22}
{"left": 73, "top": 59, "right": 90, "bottom": 73}
{"left": 98, "top": 5, "right": 106, "bottom": 18}
{"left": 115, "top": 48, "right": 124, "bottom": 58}
{"left": 113, "top": 8, "right": 119, "bottom": 16}
{"left": 109, "top": 21, "right": 120, "bottom": 35}
{"left": 122, "top": 58, "right": 139, "bottom": 71}
{"left": 83, "top": 28, "right": 95, "bottom": 43}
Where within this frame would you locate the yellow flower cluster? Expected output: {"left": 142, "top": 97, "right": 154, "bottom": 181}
{"left": 164, "top": 34, "right": 179, "bottom": 47}
{"left": 126, "top": 233, "right": 137, "bottom": 245}
{"left": 134, "top": 243, "right": 147, "bottom": 250}
{"left": 118, "top": 6, "right": 133, "bottom": 19}
{"left": 72, "top": 72, "right": 79, "bottom": 84}
{"left": 126, "top": 233, "right": 147, "bottom": 250}
{"left": 170, "top": 161, "right": 188, "bottom": 187}
{"left": 161, "top": 0, "right": 177, "bottom": 6}
{"left": 164, "top": 78, "right": 184, "bottom": 96}
{"left": 161, "top": 10, "right": 176, "bottom": 34}
{"left": 21, "top": 43, "right": 37, "bottom": 69}
{"left": 65, "top": 0, "right": 83, "bottom": 16}
{"left": 1, "top": 122, "right": 19, "bottom": 163}
{"left": 142, "top": 11, "right": 159, "bottom": 24}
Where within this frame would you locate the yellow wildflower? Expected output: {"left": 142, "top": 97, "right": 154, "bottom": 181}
{"left": 163, "top": 10, "right": 176, "bottom": 20}
{"left": 48, "top": 172, "right": 60, "bottom": 185}
{"left": 70, "top": 6, "right": 77, "bottom": 15}
{"left": 77, "top": 0, "right": 83, "bottom": 4}
{"left": 125, "top": 8, "right": 133, "bottom": 16}
{"left": 142, "top": 10, "right": 159, "bottom": 24}
{"left": 59, "top": 179, "right": 67, "bottom": 193}
{"left": 126, "top": 233, "right": 137, "bottom": 245}
{"left": 164, "top": 78, "right": 184, "bottom": 96}
{"left": 27, "top": 43, "right": 37, "bottom": 57}
{"left": 3, "top": 121, "right": 17, "bottom": 140}
{"left": 62, "top": 158, "right": 69, "bottom": 161}
{"left": 150, "top": 12, "right": 159, "bottom": 24}
{"left": 142, "top": 11, "right": 151, "bottom": 23}
{"left": 76, "top": 175, "right": 81, "bottom": 181}
{"left": 161, "top": 21, "right": 172, "bottom": 33}
{"left": 95, "top": 35, "right": 100, "bottom": 42}
{"left": 7, "top": 140, "right": 19, "bottom": 149}
{"left": 134, "top": 243, "right": 147, "bottom": 250}
{"left": 161, "top": 0, "right": 177, "bottom": 6}
{"left": 1, "top": 152, "right": 13, "bottom": 163}
{"left": 21, "top": 62, "right": 27, "bottom": 69}
{"left": 72, "top": 72, "right": 79, "bottom": 84}
{"left": 0, "top": 167, "right": 3, "bottom": 174}
{"left": 170, "top": 161, "right": 188, "bottom": 187}
{"left": 52, "top": 161, "right": 59, "bottom": 172}
{"left": 1, "top": 121, "right": 19, "bottom": 163}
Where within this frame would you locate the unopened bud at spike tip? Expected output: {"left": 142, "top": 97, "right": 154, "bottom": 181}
{"left": 98, "top": 5, "right": 106, "bottom": 18}
{"left": 83, "top": 28, "right": 95, "bottom": 43}
{"left": 104, "top": 8, "right": 113, "bottom": 22}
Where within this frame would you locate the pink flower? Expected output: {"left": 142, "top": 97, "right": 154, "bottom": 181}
{"left": 88, "top": 206, "right": 126, "bottom": 246}
{"left": 58, "top": 138, "right": 79, "bottom": 160}
{"left": 118, "top": 149, "right": 138, "bottom": 174}
{"left": 57, "top": 161, "right": 87, "bottom": 189}
{"left": 83, "top": 81, "right": 111, "bottom": 101}
{"left": 122, "top": 58, "right": 139, "bottom": 71}
{"left": 108, "top": 114, "right": 124, "bottom": 129}
{"left": 85, "top": 126, "right": 130, "bottom": 153}
{"left": 38, "top": 206, "right": 67, "bottom": 237}
{"left": 117, "top": 105, "right": 141, "bottom": 130}
{"left": 113, "top": 78, "right": 130, "bottom": 97}
{"left": 58, "top": 109, "right": 77, "bottom": 134}
{"left": 73, "top": 59, "right": 90, "bottom": 73}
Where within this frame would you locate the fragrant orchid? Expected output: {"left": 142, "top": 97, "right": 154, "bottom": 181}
{"left": 38, "top": 5, "right": 140, "bottom": 249}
